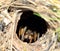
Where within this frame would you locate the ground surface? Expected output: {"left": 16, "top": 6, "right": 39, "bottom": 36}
{"left": 0, "top": 0, "right": 60, "bottom": 51}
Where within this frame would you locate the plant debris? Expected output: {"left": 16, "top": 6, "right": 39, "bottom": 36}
{"left": 0, "top": 0, "right": 60, "bottom": 51}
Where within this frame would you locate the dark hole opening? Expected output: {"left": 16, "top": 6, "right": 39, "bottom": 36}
{"left": 16, "top": 10, "right": 49, "bottom": 43}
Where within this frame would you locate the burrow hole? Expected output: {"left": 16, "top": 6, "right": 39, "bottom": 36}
{"left": 16, "top": 10, "right": 49, "bottom": 43}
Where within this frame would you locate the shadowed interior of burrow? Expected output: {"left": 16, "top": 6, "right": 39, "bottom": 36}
{"left": 16, "top": 10, "right": 49, "bottom": 43}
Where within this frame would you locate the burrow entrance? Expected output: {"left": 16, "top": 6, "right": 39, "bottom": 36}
{"left": 16, "top": 10, "right": 49, "bottom": 43}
